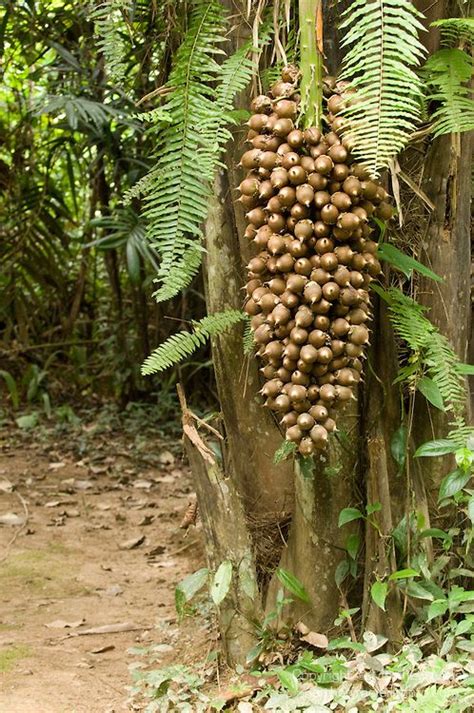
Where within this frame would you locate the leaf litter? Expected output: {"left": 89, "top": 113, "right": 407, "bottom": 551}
{"left": 0, "top": 405, "right": 204, "bottom": 711}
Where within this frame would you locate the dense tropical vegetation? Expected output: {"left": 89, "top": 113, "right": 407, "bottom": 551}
{"left": 1, "top": 0, "right": 474, "bottom": 709}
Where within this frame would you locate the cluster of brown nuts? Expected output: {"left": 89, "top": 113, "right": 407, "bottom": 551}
{"left": 241, "top": 68, "right": 394, "bottom": 455}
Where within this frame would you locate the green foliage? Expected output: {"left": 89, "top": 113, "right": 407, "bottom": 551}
{"left": 339, "top": 0, "right": 426, "bottom": 176}
{"left": 175, "top": 568, "right": 209, "bottom": 620}
{"left": 210, "top": 560, "right": 233, "bottom": 606}
{"left": 141, "top": 310, "right": 247, "bottom": 375}
{"left": 276, "top": 568, "right": 311, "bottom": 604}
{"left": 89, "top": 0, "right": 132, "bottom": 86}
{"left": 432, "top": 17, "right": 474, "bottom": 46}
{"left": 134, "top": 0, "right": 255, "bottom": 302}
{"left": 273, "top": 440, "right": 296, "bottom": 464}
{"left": 377, "top": 242, "right": 443, "bottom": 282}
{"left": 376, "top": 287, "right": 471, "bottom": 438}
{"left": 423, "top": 48, "right": 474, "bottom": 137}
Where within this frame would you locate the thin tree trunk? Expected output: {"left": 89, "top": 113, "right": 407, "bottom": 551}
{"left": 178, "top": 386, "right": 261, "bottom": 665}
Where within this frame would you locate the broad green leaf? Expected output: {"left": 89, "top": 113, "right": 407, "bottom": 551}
{"left": 468, "top": 496, "right": 474, "bottom": 524}
{"left": 417, "top": 376, "right": 445, "bottom": 411}
{"left": 176, "top": 568, "right": 209, "bottom": 603}
{"left": 371, "top": 581, "right": 388, "bottom": 611}
{"left": 211, "top": 560, "right": 232, "bottom": 606}
{"left": 0, "top": 370, "right": 19, "bottom": 409}
{"left": 455, "top": 619, "right": 472, "bottom": 636}
{"left": 15, "top": 413, "right": 39, "bottom": 430}
{"left": 276, "top": 568, "right": 311, "bottom": 604}
{"left": 389, "top": 569, "right": 420, "bottom": 581}
{"left": 245, "top": 641, "right": 265, "bottom": 665}
{"left": 346, "top": 534, "right": 360, "bottom": 560}
{"left": 419, "top": 528, "right": 451, "bottom": 541}
{"left": 277, "top": 669, "right": 299, "bottom": 695}
{"left": 455, "top": 447, "right": 474, "bottom": 470}
{"left": 274, "top": 440, "right": 296, "bottom": 465}
{"left": 338, "top": 507, "right": 363, "bottom": 527}
{"left": 390, "top": 425, "right": 407, "bottom": 470}
{"left": 335, "top": 559, "right": 350, "bottom": 587}
{"left": 377, "top": 243, "right": 443, "bottom": 282}
{"left": 414, "top": 439, "right": 457, "bottom": 458}
{"left": 126, "top": 240, "right": 141, "bottom": 285}
{"left": 427, "top": 599, "right": 449, "bottom": 621}
{"left": 406, "top": 582, "right": 435, "bottom": 601}
{"left": 366, "top": 502, "right": 382, "bottom": 516}
{"left": 449, "top": 586, "right": 474, "bottom": 603}
{"left": 438, "top": 469, "right": 471, "bottom": 501}
{"left": 327, "top": 636, "right": 365, "bottom": 652}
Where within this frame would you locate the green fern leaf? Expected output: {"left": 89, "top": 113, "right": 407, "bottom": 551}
{"left": 141, "top": 310, "right": 247, "bottom": 375}
{"left": 339, "top": 0, "right": 426, "bottom": 177}
{"left": 432, "top": 17, "right": 474, "bottom": 47}
{"left": 89, "top": 0, "right": 132, "bottom": 85}
{"left": 380, "top": 287, "right": 470, "bottom": 433}
{"left": 135, "top": 1, "right": 256, "bottom": 302}
{"left": 423, "top": 48, "right": 474, "bottom": 136}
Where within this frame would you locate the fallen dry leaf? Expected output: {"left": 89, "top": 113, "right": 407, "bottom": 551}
{"left": 133, "top": 479, "right": 152, "bottom": 490}
{"left": 0, "top": 512, "right": 25, "bottom": 526}
{"left": 48, "top": 462, "right": 66, "bottom": 470}
{"left": 237, "top": 703, "right": 253, "bottom": 713}
{"left": 158, "top": 450, "right": 175, "bottom": 466}
{"left": 46, "top": 619, "right": 85, "bottom": 629}
{"left": 119, "top": 535, "right": 145, "bottom": 550}
{"left": 300, "top": 631, "right": 328, "bottom": 649}
{"left": 74, "top": 479, "right": 94, "bottom": 490}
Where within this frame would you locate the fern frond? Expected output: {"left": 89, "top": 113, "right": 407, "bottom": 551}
{"left": 432, "top": 17, "right": 474, "bottom": 47}
{"left": 135, "top": 0, "right": 256, "bottom": 303}
{"left": 242, "top": 317, "right": 255, "bottom": 355}
{"left": 423, "top": 49, "right": 474, "bottom": 137}
{"left": 381, "top": 287, "right": 469, "bottom": 427}
{"left": 141, "top": 310, "right": 247, "bottom": 375}
{"left": 89, "top": 0, "right": 132, "bottom": 85}
{"left": 151, "top": 245, "right": 204, "bottom": 303}
{"left": 339, "top": 0, "right": 426, "bottom": 177}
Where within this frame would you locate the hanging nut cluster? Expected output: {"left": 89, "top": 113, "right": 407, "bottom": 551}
{"left": 241, "top": 69, "right": 394, "bottom": 456}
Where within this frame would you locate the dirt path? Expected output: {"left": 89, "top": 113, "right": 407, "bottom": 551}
{"left": 0, "top": 415, "right": 205, "bottom": 712}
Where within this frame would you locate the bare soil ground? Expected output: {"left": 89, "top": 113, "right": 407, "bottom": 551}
{"left": 0, "top": 409, "right": 206, "bottom": 712}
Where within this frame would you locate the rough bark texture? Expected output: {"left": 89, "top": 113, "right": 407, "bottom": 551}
{"left": 267, "top": 408, "right": 358, "bottom": 631}
{"left": 412, "top": 0, "right": 473, "bottom": 497}
{"left": 179, "top": 387, "right": 261, "bottom": 665}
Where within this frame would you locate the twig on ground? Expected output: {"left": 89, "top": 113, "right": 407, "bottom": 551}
{"left": 0, "top": 488, "right": 29, "bottom": 563}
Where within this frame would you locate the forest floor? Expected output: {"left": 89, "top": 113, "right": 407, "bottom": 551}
{"left": 0, "top": 404, "right": 209, "bottom": 712}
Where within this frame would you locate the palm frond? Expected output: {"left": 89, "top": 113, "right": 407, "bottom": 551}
{"left": 339, "top": 0, "right": 426, "bottom": 177}
{"left": 423, "top": 48, "right": 474, "bottom": 137}
{"left": 141, "top": 310, "right": 247, "bottom": 375}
